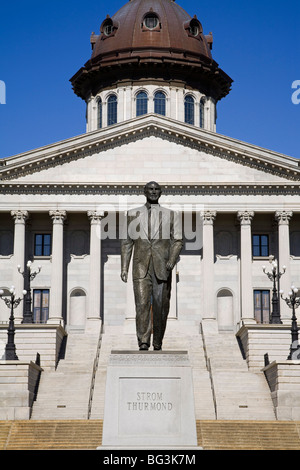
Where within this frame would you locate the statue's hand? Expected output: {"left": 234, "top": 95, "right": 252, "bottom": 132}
{"left": 121, "top": 271, "right": 128, "bottom": 283}
{"left": 166, "top": 260, "right": 174, "bottom": 271}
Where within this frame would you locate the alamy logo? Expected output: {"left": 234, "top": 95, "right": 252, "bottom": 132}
{"left": 291, "top": 80, "right": 300, "bottom": 105}
{"left": 0, "top": 80, "right": 6, "bottom": 104}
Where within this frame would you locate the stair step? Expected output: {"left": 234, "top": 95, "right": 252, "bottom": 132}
{"left": 1, "top": 420, "right": 300, "bottom": 450}
{"left": 202, "top": 330, "right": 276, "bottom": 421}
{"left": 1, "top": 420, "right": 103, "bottom": 450}
{"left": 31, "top": 331, "right": 99, "bottom": 420}
{"left": 31, "top": 324, "right": 276, "bottom": 422}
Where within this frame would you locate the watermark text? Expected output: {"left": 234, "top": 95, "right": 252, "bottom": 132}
{"left": 291, "top": 80, "right": 300, "bottom": 105}
{"left": 0, "top": 80, "right": 6, "bottom": 104}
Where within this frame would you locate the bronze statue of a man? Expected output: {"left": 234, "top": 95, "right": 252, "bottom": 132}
{"left": 121, "top": 181, "right": 183, "bottom": 350}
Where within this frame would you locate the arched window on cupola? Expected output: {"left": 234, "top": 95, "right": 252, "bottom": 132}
{"left": 184, "top": 94, "right": 195, "bottom": 125}
{"left": 154, "top": 91, "right": 166, "bottom": 116}
{"left": 136, "top": 91, "right": 148, "bottom": 117}
{"left": 107, "top": 94, "right": 117, "bottom": 126}
{"left": 98, "top": 98, "right": 102, "bottom": 129}
{"left": 200, "top": 97, "right": 205, "bottom": 128}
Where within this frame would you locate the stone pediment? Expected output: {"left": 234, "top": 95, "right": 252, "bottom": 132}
{"left": 0, "top": 114, "right": 299, "bottom": 195}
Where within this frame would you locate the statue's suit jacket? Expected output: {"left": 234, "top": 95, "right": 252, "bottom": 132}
{"left": 121, "top": 204, "right": 183, "bottom": 281}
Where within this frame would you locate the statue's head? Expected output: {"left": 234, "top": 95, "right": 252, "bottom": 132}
{"left": 144, "top": 181, "right": 162, "bottom": 204}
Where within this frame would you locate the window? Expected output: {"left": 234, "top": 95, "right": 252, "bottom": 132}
{"left": 98, "top": 99, "right": 102, "bottom": 129}
{"left": 143, "top": 13, "right": 159, "bottom": 30}
{"left": 100, "top": 18, "right": 118, "bottom": 38}
{"left": 254, "top": 290, "right": 270, "bottom": 324}
{"left": 154, "top": 91, "right": 166, "bottom": 116}
{"left": 252, "top": 234, "right": 269, "bottom": 257}
{"left": 107, "top": 94, "right": 117, "bottom": 126}
{"left": 33, "top": 289, "right": 50, "bottom": 324}
{"left": 136, "top": 91, "right": 148, "bottom": 116}
{"left": 104, "top": 23, "right": 113, "bottom": 36}
{"left": 189, "top": 22, "right": 199, "bottom": 36}
{"left": 184, "top": 95, "right": 195, "bottom": 125}
{"left": 34, "top": 234, "right": 51, "bottom": 257}
{"left": 0, "top": 230, "right": 13, "bottom": 256}
{"left": 200, "top": 98, "right": 205, "bottom": 128}
{"left": 187, "top": 18, "right": 202, "bottom": 37}
{"left": 102, "top": 18, "right": 114, "bottom": 37}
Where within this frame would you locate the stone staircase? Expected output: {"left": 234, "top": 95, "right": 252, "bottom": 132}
{"left": 1, "top": 420, "right": 300, "bottom": 449}
{"left": 88, "top": 320, "right": 276, "bottom": 421}
{"left": 30, "top": 321, "right": 277, "bottom": 422}
{"left": 0, "top": 420, "right": 102, "bottom": 450}
{"left": 196, "top": 420, "right": 300, "bottom": 450}
{"left": 202, "top": 329, "right": 276, "bottom": 420}
{"left": 89, "top": 320, "right": 216, "bottom": 420}
{"left": 89, "top": 324, "right": 137, "bottom": 419}
{"left": 31, "top": 330, "right": 100, "bottom": 420}
{"left": 3, "top": 320, "right": 300, "bottom": 450}
{"left": 161, "top": 321, "right": 216, "bottom": 420}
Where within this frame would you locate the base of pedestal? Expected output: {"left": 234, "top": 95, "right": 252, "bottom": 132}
{"left": 100, "top": 350, "right": 199, "bottom": 449}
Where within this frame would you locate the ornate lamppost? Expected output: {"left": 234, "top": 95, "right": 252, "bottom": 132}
{"left": 262, "top": 255, "right": 286, "bottom": 324}
{"left": 0, "top": 286, "right": 27, "bottom": 360}
{"left": 18, "top": 261, "right": 41, "bottom": 324}
{"left": 280, "top": 286, "right": 300, "bottom": 360}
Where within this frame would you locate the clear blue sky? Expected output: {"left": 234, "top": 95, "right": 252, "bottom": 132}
{"left": 0, "top": 0, "right": 299, "bottom": 159}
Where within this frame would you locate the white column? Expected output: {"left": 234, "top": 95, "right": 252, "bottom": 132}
{"left": 169, "top": 87, "right": 177, "bottom": 120}
{"left": 207, "top": 97, "right": 216, "bottom": 132}
{"left": 201, "top": 211, "right": 216, "bottom": 330}
{"left": 103, "top": 100, "right": 107, "bottom": 128}
{"left": 237, "top": 211, "right": 255, "bottom": 324}
{"left": 87, "top": 211, "right": 104, "bottom": 330}
{"left": 119, "top": 87, "right": 125, "bottom": 124}
{"left": 86, "top": 95, "right": 92, "bottom": 132}
{"left": 178, "top": 88, "right": 185, "bottom": 123}
{"left": 126, "top": 86, "right": 133, "bottom": 121}
{"left": 195, "top": 100, "right": 200, "bottom": 128}
{"left": 11, "top": 210, "right": 28, "bottom": 323}
{"left": 48, "top": 210, "right": 66, "bottom": 324}
{"left": 122, "top": 87, "right": 127, "bottom": 121}
{"left": 90, "top": 96, "right": 98, "bottom": 132}
{"left": 275, "top": 210, "right": 293, "bottom": 323}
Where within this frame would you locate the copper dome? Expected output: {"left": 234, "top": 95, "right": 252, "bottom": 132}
{"left": 91, "top": 0, "right": 212, "bottom": 62}
{"left": 71, "top": 0, "right": 232, "bottom": 101}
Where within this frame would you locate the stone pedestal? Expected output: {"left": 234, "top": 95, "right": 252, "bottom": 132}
{"left": 0, "top": 324, "right": 66, "bottom": 369}
{"left": 0, "top": 361, "right": 43, "bottom": 420}
{"left": 100, "top": 350, "right": 200, "bottom": 449}
{"left": 263, "top": 360, "right": 300, "bottom": 420}
{"left": 237, "top": 324, "right": 291, "bottom": 371}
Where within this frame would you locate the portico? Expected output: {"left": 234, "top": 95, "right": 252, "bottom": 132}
{"left": 0, "top": 188, "right": 299, "bottom": 332}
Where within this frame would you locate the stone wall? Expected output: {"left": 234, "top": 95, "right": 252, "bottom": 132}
{"left": 263, "top": 361, "right": 300, "bottom": 420}
{"left": 0, "top": 361, "right": 42, "bottom": 420}
{"left": 0, "top": 325, "right": 66, "bottom": 369}
{"left": 237, "top": 324, "right": 291, "bottom": 371}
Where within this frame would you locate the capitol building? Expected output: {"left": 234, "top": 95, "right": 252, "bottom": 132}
{"left": 1, "top": 0, "right": 300, "bottom": 450}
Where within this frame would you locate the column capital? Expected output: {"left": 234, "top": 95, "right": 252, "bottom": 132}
{"left": 237, "top": 211, "right": 254, "bottom": 225}
{"left": 49, "top": 210, "right": 67, "bottom": 223}
{"left": 87, "top": 210, "right": 105, "bottom": 223}
{"left": 201, "top": 211, "right": 216, "bottom": 225}
{"left": 275, "top": 210, "right": 293, "bottom": 225}
{"left": 11, "top": 210, "right": 29, "bottom": 224}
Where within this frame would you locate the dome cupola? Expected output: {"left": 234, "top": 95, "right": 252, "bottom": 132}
{"left": 70, "top": 0, "right": 232, "bottom": 132}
